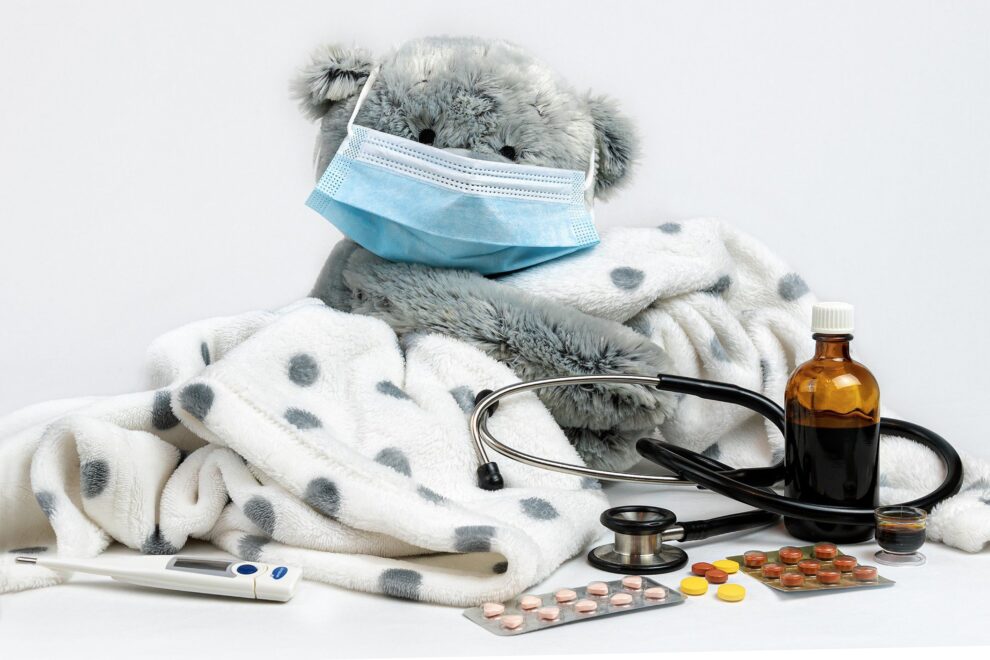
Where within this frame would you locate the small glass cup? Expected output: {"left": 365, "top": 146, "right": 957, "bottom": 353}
{"left": 874, "top": 505, "right": 927, "bottom": 566}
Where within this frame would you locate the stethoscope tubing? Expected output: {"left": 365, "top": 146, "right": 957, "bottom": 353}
{"left": 470, "top": 372, "right": 789, "bottom": 486}
{"left": 638, "top": 418, "right": 963, "bottom": 524}
{"left": 470, "top": 374, "right": 964, "bottom": 522}
{"left": 470, "top": 374, "right": 697, "bottom": 486}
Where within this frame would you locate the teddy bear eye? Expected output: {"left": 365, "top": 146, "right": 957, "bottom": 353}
{"left": 418, "top": 129, "right": 436, "bottom": 145}
{"left": 499, "top": 145, "right": 518, "bottom": 161}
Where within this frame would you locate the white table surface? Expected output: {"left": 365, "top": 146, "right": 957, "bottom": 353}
{"left": 3, "top": 478, "right": 988, "bottom": 659}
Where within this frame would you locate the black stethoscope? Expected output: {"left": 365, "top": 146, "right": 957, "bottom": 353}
{"left": 469, "top": 373, "right": 963, "bottom": 574}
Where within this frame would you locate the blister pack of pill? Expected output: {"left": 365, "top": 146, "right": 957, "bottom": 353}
{"left": 462, "top": 575, "right": 684, "bottom": 636}
{"left": 727, "top": 543, "right": 894, "bottom": 593}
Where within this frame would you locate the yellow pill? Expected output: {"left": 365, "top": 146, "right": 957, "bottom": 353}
{"left": 717, "top": 583, "right": 746, "bottom": 602}
{"left": 679, "top": 576, "right": 709, "bottom": 596}
{"left": 713, "top": 559, "right": 740, "bottom": 574}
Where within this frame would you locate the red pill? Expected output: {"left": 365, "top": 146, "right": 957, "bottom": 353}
{"left": 797, "top": 559, "right": 821, "bottom": 575}
{"left": 780, "top": 572, "right": 805, "bottom": 587}
{"left": 705, "top": 568, "right": 728, "bottom": 584}
{"left": 833, "top": 555, "right": 857, "bottom": 572}
{"left": 761, "top": 562, "right": 784, "bottom": 579}
{"left": 853, "top": 565, "right": 878, "bottom": 582}
{"left": 779, "top": 546, "right": 803, "bottom": 564}
{"left": 743, "top": 550, "right": 768, "bottom": 568}
{"left": 813, "top": 542, "right": 838, "bottom": 560}
{"left": 691, "top": 562, "right": 715, "bottom": 576}
{"left": 817, "top": 569, "right": 841, "bottom": 584}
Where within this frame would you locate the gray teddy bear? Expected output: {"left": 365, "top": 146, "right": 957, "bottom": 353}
{"left": 292, "top": 36, "right": 638, "bottom": 198}
{"left": 296, "top": 36, "right": 676, "bottom": 472}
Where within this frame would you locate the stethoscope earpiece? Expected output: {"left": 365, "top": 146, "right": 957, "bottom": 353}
{"left": 587, "top": 505, "right": 689, "bottom": 574}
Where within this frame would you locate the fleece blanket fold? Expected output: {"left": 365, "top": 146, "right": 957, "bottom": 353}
{"left": 314, "top": 219, "right": 990, "bottom": 553}
{"left": 0, "top": 299, "right": 605, "bottom": 604}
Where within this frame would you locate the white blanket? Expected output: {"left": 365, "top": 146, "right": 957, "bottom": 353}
{"left": 0, "top": 300, "right": 605, "bottom": 604}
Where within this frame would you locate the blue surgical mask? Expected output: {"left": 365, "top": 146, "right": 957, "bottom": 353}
{"left": 306, "top": 67, "right": 599, "bottom": 275}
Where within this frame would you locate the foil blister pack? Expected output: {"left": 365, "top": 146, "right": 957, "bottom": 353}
{"left": 727, "top": 543, "right": 895, "bottom": 593}
{"left": 462, "top": 575, "right": 684, "bottom": 636}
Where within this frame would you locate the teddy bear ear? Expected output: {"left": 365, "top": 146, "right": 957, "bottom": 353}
{"left": 586, "top": 94, "right": 639, "bottom": 198}
{"left": 291, "top": 45, "right": 376, "bottom": 120}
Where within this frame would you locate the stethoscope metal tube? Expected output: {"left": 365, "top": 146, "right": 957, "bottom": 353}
{"left": 470, "top": 373, "right": 788, "bottom": 490}
{"left": 470, "top": 374, "right": 699, "bottom": 490}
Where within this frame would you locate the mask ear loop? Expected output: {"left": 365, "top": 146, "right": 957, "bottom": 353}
{"left": 346, "top": 66, "right": 380, "bottom": 134}
{"left": 313, "top": 66, "right": 379, "bottom": 179}
{"left": 583, "top": 142, "right": 598, "bottom": 196}
{"left": 313, "top": 140, "right": 324, "bottom": 180}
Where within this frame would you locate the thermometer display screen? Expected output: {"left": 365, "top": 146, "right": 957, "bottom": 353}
{"left": 168, "top": 557, "right": 234, "bottom": 577}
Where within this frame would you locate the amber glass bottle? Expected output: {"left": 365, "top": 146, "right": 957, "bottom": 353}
{"left": 784, "top": 302, "right": 880, "bottom": 542}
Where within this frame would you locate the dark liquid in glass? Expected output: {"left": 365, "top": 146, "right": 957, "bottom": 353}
{"left": 876, "top": 522, "right": 926, "bottom": 553}
{"left": 784, "top": 422, "right": 880, "bottom": 543}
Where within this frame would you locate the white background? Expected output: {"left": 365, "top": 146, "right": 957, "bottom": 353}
{"left": 1, "top": 1, "right": 989, "bottom": 657}
{"left": 2, "top": 0, "right": 989, "bottom": 455}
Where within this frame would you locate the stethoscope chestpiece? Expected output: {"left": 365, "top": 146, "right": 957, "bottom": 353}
{"left": 587, "top": 505, "right": 689, "bottom": 574}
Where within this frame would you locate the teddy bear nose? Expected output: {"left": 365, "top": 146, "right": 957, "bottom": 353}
{"left": 418, "top": 129, "right": 436, "bottom": 145}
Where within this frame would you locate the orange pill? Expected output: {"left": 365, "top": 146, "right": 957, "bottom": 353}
{"left": 817, "top": 569, "right": 841, "bottom": 584}
{"left": 853, "top": 565, "right": 878, "bottom": 582}
{"left": 691, "top": 562, "right": 715, "bottom": 576}
{"left": 833, "top": 555, "right": 858, "bottom": 572}
{"left": 761, "top": 562, "right": 784, "bottom": 579}
{"left": 779, "top": 546, "right": 803, "bottom": 564}
{"left": 743, "top": 550, "right": 768, "bottom": 568}
{"left": 797, "top": 559, "right": 821, "bottom": 575}
{"left": 780, "top": 572, "right": 805, "bottom": 587}
{"left": 705, "top": 568, "right": 728, "bottom": 584}
{"left": 814, "top": 542, "right": 838, "bottom": 560}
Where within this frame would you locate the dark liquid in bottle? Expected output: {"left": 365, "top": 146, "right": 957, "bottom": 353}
{"left": 784, "top": 422, "right": 880, "bottom": 543}
{"left": 876, "top": 522, "right": 926, "bottom": 553}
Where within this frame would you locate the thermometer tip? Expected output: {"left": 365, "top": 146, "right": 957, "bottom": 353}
{"left": 15, "top": 556, "right": 38, "bottom": 565}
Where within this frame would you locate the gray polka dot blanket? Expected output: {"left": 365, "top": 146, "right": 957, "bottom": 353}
{"left": 314, "top": 219, "right": 990, "bottom": 554}
{"left": 3, "top": 220, "right": 989, "bottom": 602}
{"left": 0, "top": 299, "right": 606, "bottom": 603}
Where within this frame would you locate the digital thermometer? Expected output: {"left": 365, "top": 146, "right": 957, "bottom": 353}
{"left": 16, "top": 555, "right": 301, "bottom": 602}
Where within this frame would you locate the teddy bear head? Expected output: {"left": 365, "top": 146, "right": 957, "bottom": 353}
{"left": 292, "top": 36, "right": 638, "bottom": 199}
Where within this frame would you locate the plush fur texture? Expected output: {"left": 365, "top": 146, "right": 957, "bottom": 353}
{"left": 292, "top": 36, "right": 638, "bottom": 199}
{"left": 564, "top": 427, "right": 657, "bottom": 473}
{"left": 297, "top": 35, "right": 649, "bottom": 467}
{"left": 312, "top": 241, "right": 677, "bottom": 444}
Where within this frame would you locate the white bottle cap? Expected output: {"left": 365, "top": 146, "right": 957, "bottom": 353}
{"left": 812, "top": 302, "right": 854, "bottom": 334}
